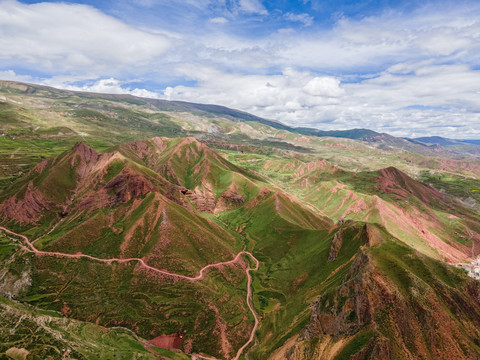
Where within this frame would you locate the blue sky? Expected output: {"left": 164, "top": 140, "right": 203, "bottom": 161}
{"left": 1, "top": 0, "right": 480, "bottom": 138}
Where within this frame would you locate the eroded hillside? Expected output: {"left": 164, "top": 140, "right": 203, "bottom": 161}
{"left": 2, "top": 82, "right": 480, "bottom": 359}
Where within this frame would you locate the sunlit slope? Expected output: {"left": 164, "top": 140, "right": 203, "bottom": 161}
{"left": 115, "top": 137, "right": 265, "bottom": 213}
{"left": 0, "top": 139, "right": 249, "bottom": 274}
{"left": 0, "top": 295, "right": 168, "bottom": 360}
{"left": 300, "top": 165, "right": 480, "bottom": 262}
{"left": 272, "top": 228, "right": 480, "bottom": 360}
{"left": 229, "top": 155, "right": 480, "bottom": 263}
{"left": 219, "top": 191, "right": 362, "bottom": 358}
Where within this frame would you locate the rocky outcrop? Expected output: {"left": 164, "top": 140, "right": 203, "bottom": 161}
{"left": 105, "top": 169, "right": 156, "bottom": 204}
{"left": 361, "top": 224, "right": 384, "bottom": 247}
{"left": 215, "top": 185, "right": 246, "bottom": 213}
{"left": 295, "top": 243, "right": 480, "bottom": 360}
{"left": 0, "top": 181, "right": 50, "bottom": 223}
{"left": 188, "top": 187, "right": 216, "bottom": 212}
{"left": 306, "top": 250, "right": 379, "bottom": 338}
{"left": 77, "top": 167, "right": 157, "bottom": 211}
{"left": 0, "top": 255, "right": 32, "bottom": 299}
{"left": 71, "top": 142, "right": 99, "bottom": 173}
{"left": 328, "top": 229, "right": 343, "bottom": 261}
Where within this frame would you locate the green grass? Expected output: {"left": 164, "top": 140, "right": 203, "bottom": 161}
{"left": 370, "top": 239, "right": 466, "bottom": 295}
{"left": 420, "top": 170, "right": 480, "bottom": 206}
{"left": 333, "top": 330, "right": 374, "bottom": 360}
{"left": 23, "top": 254, "right": 249, "bottom": 358}
{"left": 0, "top": 295, "right": 161, "bottom": 360}
{"left": 218, "top": 197, "right": 366, "bottom": 358}
{"left": 104, "top": 158, "right": 126, "bottom": 182}
{"left": 0, "top": 234, "right": 19, "bottom": 261}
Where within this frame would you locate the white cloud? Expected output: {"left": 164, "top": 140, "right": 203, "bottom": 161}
{"left": 2, "top": 0, "right": 480, "bottom": 138}
{"left": 163, "top": 65, "right": 344, "bottom": 118}
{"left": 415, "top": 28, "right": 474, "bottom": 56}
{"left": 238, "top": 0, "right": 268, "bottom": 15}
{"left": 303, "top": 77, "right": 344, "bottom": 97}
{"left": 0, "top": 0, "right": 170, "bottom": 73}
{"left": 273, "top": 4, "right": 480, "bottom": 71}
{"left": 283, "top": 12, "right": 314, "bottom": 27}
{"left": 161, "top": 62, "right": 480, "bottom": 139}
{"left": 0, "top": 70, "right": 32, "bottom": 82}
{"left": 209, "top": 17, "right": 229, "bottom": 24}
{"left": 64, "top": 78, "right": 160, "bottom": 98}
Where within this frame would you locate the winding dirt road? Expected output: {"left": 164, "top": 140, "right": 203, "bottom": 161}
{"left": 0, "top": 226, "right": 260, "bottom": 359}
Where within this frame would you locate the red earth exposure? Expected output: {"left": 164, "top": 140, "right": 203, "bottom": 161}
{"left": 148, "top": 333, "right": 184, "bottom": 350}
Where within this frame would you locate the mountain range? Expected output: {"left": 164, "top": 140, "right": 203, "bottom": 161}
{"left": 1, "top": 81, "right": 480, "bottom": 359}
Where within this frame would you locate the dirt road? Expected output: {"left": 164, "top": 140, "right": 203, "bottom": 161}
{"left": 0, "top": 226, "right": 260, "bottom": 359}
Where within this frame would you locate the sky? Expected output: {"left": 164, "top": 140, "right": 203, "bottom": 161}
{"left": 1, "top": 0, "right": 480, "bottom": 139}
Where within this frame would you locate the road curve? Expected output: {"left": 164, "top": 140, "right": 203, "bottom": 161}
{"left": 233, "top": 254, "right": 259, "bottom": 360}
{"left": 0, "top": 226, "right": 260, "bottom": 359}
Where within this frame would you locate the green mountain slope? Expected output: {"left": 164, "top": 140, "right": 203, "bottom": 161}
{"left": 0, "top": 295, "right": 171, "bottom": 360}
{"left": 1, "top": 138, "right": 341, "bottom": 359}
{"left": 2, "top": 81, "right": 480, "bottom": 360}
{"left": 274, "top": 228, "right": 480, "bottom": 359}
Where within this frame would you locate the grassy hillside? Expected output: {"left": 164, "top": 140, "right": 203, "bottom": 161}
{"left": 0, "top": 295, "right": 169, "bottom": 360}
{"left": 225, "top": 153, "right": 480, "bottom": 264}
{"left": 2, "top": 79, "right": 480, "bottom": 196}
{"left": 2, "top": 81, "right": 480, "bottom": 360}
{"left": 278, "top": 230, "right": 480, "bottom": 359}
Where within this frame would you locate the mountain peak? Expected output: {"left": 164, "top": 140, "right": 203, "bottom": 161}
{"left": 377, "top": 166, "right": 446, "bottom": 205}
{"left": 71, "top": 141, "right": 98, "bottom": 160}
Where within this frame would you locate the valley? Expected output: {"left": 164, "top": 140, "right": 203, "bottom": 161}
{"left": 1, "top": 81, "right": 480, "bottom": 359}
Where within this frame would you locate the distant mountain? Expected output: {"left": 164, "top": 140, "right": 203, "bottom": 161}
{"left": 412, "top": 136, "right": 480, "bottom": 146}
{"left": 413, "top": 136, "right": 460, "bottom": 146}
{"left": 294, "top": 127, "right": 379, "bottom": 139}
{"left": 104, "top": 97, "right": 383, "bottom": 141}
{"left": 406, "top": 136, "right": 480, "bottom": 158}
{"left": 0, "top": 80, "right": 381, "bottom": 141}
{"left": 458, "top": 139, "right": 480, "bottom": 146}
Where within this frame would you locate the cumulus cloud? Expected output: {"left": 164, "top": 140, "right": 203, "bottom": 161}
{"left": 303, "top": 77, "right": 344, "bottom": 97}
{"left": 0, "top": 0, "right": 169, "bottom": 73}
{"left": 161, "top": 62, "right": 480, "bottom": 139}
{"left": 63, "top": 78, "right": 160, "bottom": 98}
{"left": 0, "top": 70, "right": 32, "bottom": 82}
{"left": 163, "top": 66, "right": 344, "bottom": 120}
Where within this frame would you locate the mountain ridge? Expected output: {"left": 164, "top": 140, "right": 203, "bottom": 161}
{"left": 2, "top": 80, "right": 480, "bottom": 359}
